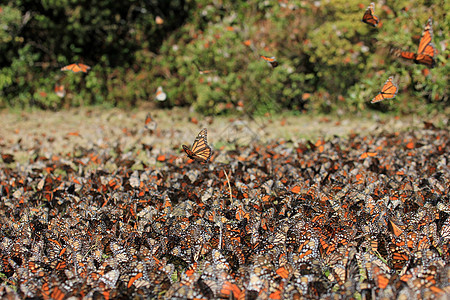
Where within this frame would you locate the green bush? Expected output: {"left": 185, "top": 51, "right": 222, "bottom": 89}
{"left": 0, "top": 0, "right": 193, "bottom": 108}
{"left": 152, "top": 0, "right": 448, "bottom": 114}
{"left": 0, "top": 0, "right": 448, "bottom": 113}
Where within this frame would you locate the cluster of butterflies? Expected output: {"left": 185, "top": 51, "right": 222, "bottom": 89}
{"left": 361, "top": 3, "right": 437, "bottom": 103}
{"left": 1, "top": 118, "right": 448, "bottom": 299}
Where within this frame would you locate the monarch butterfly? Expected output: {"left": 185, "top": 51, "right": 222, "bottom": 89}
{"left": 54, "top": 85, "right": 65, "bottom": 98}
{"left": 389, "top": 243, "right": 409, "bottom": 270}
{"left": 155, "top": 86, "right": 167, "bottom": 101}
{"left": 155, "top": 16, "right": 164, "bottom": 25}
{"left": 362, "top": 3, "right": 379, "bottom": 27}
{"left": 260, "top": 55, "right": 279, "bottom": 68}
{"left": 372, "top": 266, "right": 390, "bottom": 289}
{"left": 61, "top": 63, "right": 91, "bottom": 73}
{"left": 371, "top": 76, "right": 398, "bottom": 103}
{"left": 182, "top": 128, "right": 212, "bottom": 163}
{"left": 144, "top": 113, "right": 157, "bottom": 131}
{"left": 392, "top": 17, "right": 436, "bottom": 68}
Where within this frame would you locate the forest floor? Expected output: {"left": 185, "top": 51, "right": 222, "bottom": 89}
{"left": 0, "top": 106, "right": 448, "bottom": 299}
{"left": 1, "top": 106, "right": 448, "bottom": 163}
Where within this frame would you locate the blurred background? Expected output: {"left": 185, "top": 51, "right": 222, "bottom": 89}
{"left": 0, "top": 0, "right": 448, "bottom": 115}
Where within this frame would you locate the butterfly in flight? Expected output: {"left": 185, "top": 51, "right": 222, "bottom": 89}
{"left": 391, "top": 17, "right": 436, "bottom": 68}
{"left": 61, "top": 63, "right": 91, "bottom": 73}
{"left": 155, "top": 86, "right": 167, "bottom": 101}
{"left": 182, "top": 128, "right": 212, "bottom": 163}
{"left": 54, "top": 85, "right": 65, "bottom": 98}
{"left": 362, "top": 3, "right": 379, "bottom": 27}
{"left": 371, "top": 76, "right": 398, "bottom": 103}
{"left": 260, "top": 55, "right": 279, "bottom": 68}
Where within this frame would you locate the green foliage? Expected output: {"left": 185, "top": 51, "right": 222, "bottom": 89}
{"left": 0, "top": 0, "right": 193, "bottom": 108}
{"left": 151, "top": 0, "right": 448, "bottom": 114}
{"left": 0, "top": 0, "right": 448, "bottom": 113}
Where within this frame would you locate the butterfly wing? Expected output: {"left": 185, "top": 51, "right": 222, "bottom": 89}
{"left": 61, "top": 63, "right": 91, "bottom": 73}
{"left": 393, "top": 17, "right": 436, "bottom": 67}
{"left": 189, "top": 128, "right": 211, "bottom": 162}
{"left": 61, "top": 64, "right": 76, "bottom": 72}
{"left": 77, "top": 63, "right": 91, "bottom": 73}
{"left": 399, "top": 51, "right": 416, "bottom": 60}
{"left": 417, "top": 17, "right": 433, "bottom": 54}
{"left": 415, "top": 17, "right": 436, "bottom": 67}
{"left": 182, "top": 145, "right": 195, "bottom": 158}
{"left": 371, "top": 76, "right": 398, "bottom": 103}
{"left": 144, "top": 114, "right": 153, "bottom": 126}
{"left": 155, "top": 86, "right": 167, "bottom": 101}
{"left": 362, "top": 3, "right": 379, "bottom": 27}
{"left": 183, "top": 128, "right": 211, "bottom": 162}
{"left": 260, "top": 55, "right": 279, "bottom": 68}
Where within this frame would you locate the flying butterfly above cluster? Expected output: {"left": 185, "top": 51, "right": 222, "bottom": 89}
{"left": 61, "top": 63, "right": 91, "bottom": 73}
{"left": 391, "top": 17, "right": 436, "bottom": 68}
{"left": 371, "top": 76, "right": 398, "bottom": 103}
{"left": 155, "top": 86, "right": 167, "bottom": 102}
{"left": 360, "top": 3, "right": 438, "bottom": 104}
{"left": 362, "top": 2, "right": 379, "bottom": 27}
{"left": 182, "top": 128, "right": 212, "bottom": 163}
{"left": 260, "top": 55, "right": 279, "bottom": 68}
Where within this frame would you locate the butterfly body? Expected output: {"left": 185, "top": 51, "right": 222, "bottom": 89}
{"left": 362, "top": 3, "right": 379, "bottom": 27}
{"left": 61, "top": 63, "right": 91, "bottom": 73}
{"left": 371, "top": 76, "right": 398, "bottom": 103}
{"left": 392, "top": 17, "right": 436, "bottom": 68}
{"left": 182, "top": 128, "right": 211, "bottom": 163}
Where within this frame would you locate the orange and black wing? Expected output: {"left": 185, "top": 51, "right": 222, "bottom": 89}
{"left": 371, "top": 76, "right": 398, "bottom": 103}
{"left": 260, "top": 55, "right": 279, "bottom": 68}
{"left": 415, "top": 17, "right": 436, "bottom": 67}
{"left": 182, "top": 128, "right": 211, "bottom": 162}
{"left": 392, "top": 17, "right": 436, "bottom": 68}
{"left": 362, "top": 3, "right": 379, "bottom": 27}
{"left": 61, "top": 63, "right": 91, "bottom": 73}
{"left": 391, "top": 47, "right": 417, "bottom": 63}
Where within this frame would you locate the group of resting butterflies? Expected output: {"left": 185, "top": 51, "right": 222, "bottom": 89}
{"left": 60, "top": 3, "right": 438, "bottom": 164}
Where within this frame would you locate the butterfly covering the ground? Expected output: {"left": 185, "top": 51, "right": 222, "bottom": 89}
{"left": 182, "top": 128, "right": 212, "bottom": 163}
{"left": 391, "top": 17, "right": 436, "bottom": 68}
{"left": 371, "top": 76, "right": 398, "bottom": 103}
{"left": 61, "top": 63, "right": 91, "bottom": 73}
{"left": 362, "top": 3, "right": 379, "bottom": 27}
{"left": 260, "top": 55, "right": 279, "bottom": 68}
